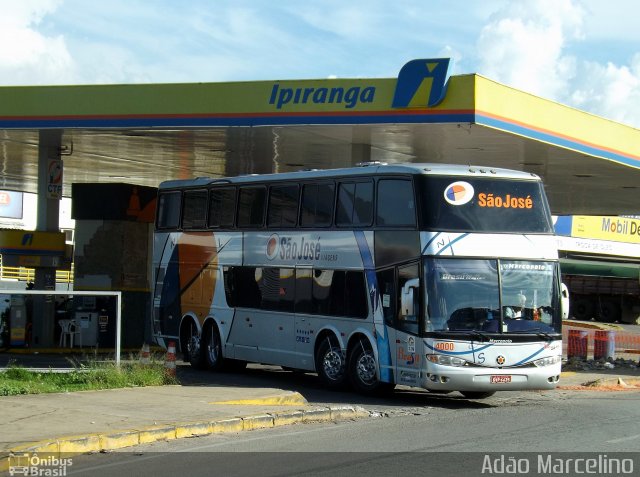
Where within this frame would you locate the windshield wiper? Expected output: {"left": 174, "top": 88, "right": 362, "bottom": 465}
{"left": 432, "top": 330, "right": 492, "bottom": 342}
{"left": 469, "top": 330, "right": 491, "bottom": 342}
{"left": 509, "top": 329, "right": 558, "bottom": 341}
{"left": 536, "top": 331, "right": 559, "bottom": 341}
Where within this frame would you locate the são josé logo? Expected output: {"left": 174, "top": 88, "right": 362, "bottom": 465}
{"left": 443, "top": 181, "right": 474, "bottom": 206}
{"left": 266, "top": 233, "right": 322, "bottom": 261}
{"left": 266, "top": 234, "right": 280, "bottom": 260}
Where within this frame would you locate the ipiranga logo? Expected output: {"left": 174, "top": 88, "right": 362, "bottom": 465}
{"left": 392, "top": 58, "right": 450, "bottom": 108}
{"left": 269, "top": 83, "right": 376, "bottom": 109}
{"left": 267, "top": 58, "right": 451, "bottom": 111}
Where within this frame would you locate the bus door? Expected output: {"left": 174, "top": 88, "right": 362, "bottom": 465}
{"left": 228, "top": 305, "right": 261, "bottom": 363}
{"left": 254, "top": 267, "right": 296, "bottom": 366}
{"left": 378, "top": 263, "right": 422, "bottom": 387}
{"left": 227, "top": 266, "right": 296, "bottom": 365}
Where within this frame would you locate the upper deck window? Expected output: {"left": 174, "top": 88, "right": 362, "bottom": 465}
{"left": 156, "top": 191, "right": 181, "bottom": 230}
{"left": 182, "top": 189, "right": 208, "bottom": 229}
{"left": 336, "top": 180, "right": 373, "bottom": 227}
{"left": 376, "top": 179, "right": 416, "bottom": 227}
{"left": 300, "top": 182, "right": 335, "bottom": 227}
{"left": 267, "top": 184, "right": 299, "bottom": 228}
{"left": 237, "top": 186, "right": 267, "bottom": 228}
{"left": 418, "top": 176, "right": 553, "bottom": 233}
{"left": 208, "top": 187, "right": 236, "bottom": 228}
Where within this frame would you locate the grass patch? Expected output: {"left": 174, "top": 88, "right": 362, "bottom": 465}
{"left": 0, "top": 360, "right": 178, "bottom": 396}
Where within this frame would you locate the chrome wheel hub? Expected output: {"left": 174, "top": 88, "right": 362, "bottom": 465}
{"left": 357, "top": 352, "right": 377, "bottom": 384}
{"left": 323, "top": 349, "right": 344, "bottom": 381}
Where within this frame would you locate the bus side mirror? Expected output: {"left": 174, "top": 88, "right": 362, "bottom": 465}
{"left": 401, "top": 278, "right": 420, "bottom": 316}
{"left": 560, "top": 283, "right": 570, "bottom": 320}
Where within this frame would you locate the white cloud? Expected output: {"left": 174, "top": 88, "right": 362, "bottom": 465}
{"left": 571, "top": 54, "right": 640, "bottom": 127}
{"left": 0, "top": 0, "right": 76, "bottom": 85}
{"left": 291, "top": 2, "right": 385, "bottom": 41}
{"left": 0, "top": 0, "right": 58, "bottom": 27}
{"left": 474, "top": 0, "right": 640, "bottom": 128}
{"left": 476, "top": 0, "right": 584, "bottom": 100}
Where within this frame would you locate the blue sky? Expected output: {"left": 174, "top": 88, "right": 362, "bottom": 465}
{"left": 1, "top": 0, "right": 640, "bottom": 127}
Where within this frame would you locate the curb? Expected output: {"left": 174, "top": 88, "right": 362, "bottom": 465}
{"left": 0, "top": 405, "right": 369, "bottom": 471}
{"left": 210, "top": 391, "right": 308, "bottom": 406}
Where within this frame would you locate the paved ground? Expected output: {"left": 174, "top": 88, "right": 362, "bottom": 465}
{"left": 1, "top": 348, "right": 639, "bottom": 472}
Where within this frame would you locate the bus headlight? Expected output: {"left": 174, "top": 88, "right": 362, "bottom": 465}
{"left": 533, "top": 355, "right": 561, "bottom": 367}
{"left": 426, "top": 354, "right": 467, "bottom": 367}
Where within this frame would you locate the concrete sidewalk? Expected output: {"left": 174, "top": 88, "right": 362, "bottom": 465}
{"left": 0, "top": 361, "right": 639, "bottom": 472}
{"left": 0, "top": 370, "right": 368, "bottom": 472}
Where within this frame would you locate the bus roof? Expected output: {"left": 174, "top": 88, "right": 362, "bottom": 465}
{"left": 158, "top": 162, "right": 541, "bottom": 189}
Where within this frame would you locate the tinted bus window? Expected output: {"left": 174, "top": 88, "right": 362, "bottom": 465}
{"left": 182, "top": 190, "right": 208, "bottom": 229}
{"left": 209, "top": 187, "right": 236, "bottom": 228}
{"left": 300, "top": 182, "right": 335, "bottom": 227}
{"left": 156, "top": 191, "right": 182, "bottom": 229}
{"left": 295, "top": 268, "right": 313, "bottom": 313}
{"left": 226, "top": 267, "right": 261, "bottom": 308}
{"left": 237, "top": 186, "right": 266, "bottom": 228}
{"left": 418, "top": 176, "right": 553, "bottom": 233}
{"left": 312, "top": 269, "right": 367, "bottom": 318}
{"left": 377, "top": 179, "right": 416, "bottom": 227}
{"left": 225, "top": 266, "right": 367, "bottom": 318}
{"left": 267, "top": 184, "right": 299, "bottom": 228}
{"left": 256, "top": 267, "right": 295, "bottom": 312}
{"left": 336, "top": 181, "right": 373, "bottom": 227}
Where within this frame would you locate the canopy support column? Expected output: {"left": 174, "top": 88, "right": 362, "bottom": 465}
{"left": 31, "top": 129, "right": 62, "bottom": 348}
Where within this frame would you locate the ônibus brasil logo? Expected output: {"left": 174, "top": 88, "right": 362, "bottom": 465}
{"left": 443, "top": 181, "right": 474, "bottom": 206}
{"left": 266, "top": 233, "right": 321, "bottom": 261}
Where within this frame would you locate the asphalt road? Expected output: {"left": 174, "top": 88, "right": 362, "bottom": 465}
{"left": 59, "top": 364, "right": 640, "bottom": 477}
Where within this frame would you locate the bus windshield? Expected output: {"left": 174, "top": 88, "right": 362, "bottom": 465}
{"left": 418, "top": 176, "right": 553, "bottom": 233}
{"left": 424, "top": 258, "right": 561, "bottom": 334}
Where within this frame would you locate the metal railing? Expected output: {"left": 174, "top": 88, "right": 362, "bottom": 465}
{"left": 0, "top": 256, "right": 73, "bottom": 283}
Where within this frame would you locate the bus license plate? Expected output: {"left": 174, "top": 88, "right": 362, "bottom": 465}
{"left": 490, "top": 375, "right": 512, "bottom": 384}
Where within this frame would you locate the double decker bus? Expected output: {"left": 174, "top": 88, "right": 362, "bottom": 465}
{"left": 152, "top": 163, "right": 567, "bottom": 398}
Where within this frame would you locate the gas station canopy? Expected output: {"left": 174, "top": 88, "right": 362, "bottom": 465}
{"left": 1, "top": 58, "right": 639, "bottom": 215}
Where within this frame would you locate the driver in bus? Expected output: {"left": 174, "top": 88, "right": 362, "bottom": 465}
{"left": 505, "top": 291, "right": 527, "bottom": 319}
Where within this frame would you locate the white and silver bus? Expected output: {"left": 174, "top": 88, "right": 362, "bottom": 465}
{"left": 152, "top": 163, "right": 566, "bottom": 398}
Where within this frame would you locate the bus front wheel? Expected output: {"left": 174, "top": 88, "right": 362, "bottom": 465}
{"left": 348, "top": 339, "right": 394, "bottom": 395}
{"left": 315, "top": 335, "right": 347, "bottom": 389}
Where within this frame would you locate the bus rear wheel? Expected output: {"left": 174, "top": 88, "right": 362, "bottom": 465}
{"left": 315, "top": 335, "right": 347, "bottom": 389}
{"left": 203, "top": 323, "right": 223, "bottom": 371}
{"left": 183, "top": 320, "right": 205, "bottom": 369}
{"left": 348, "top": 339, "right": 394, "bottom": 395}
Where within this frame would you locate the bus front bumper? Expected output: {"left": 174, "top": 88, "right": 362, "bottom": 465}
{"left": 420, "top": 363, "right": 562, "bottom": 392}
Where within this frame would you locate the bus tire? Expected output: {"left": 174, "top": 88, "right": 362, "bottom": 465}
{"left": 315, "top": 334, "right": 347, "bottom": 389}
{"left": 202, "top": 323, "right": 224, "bottom": 371}
{"left": 348, "top": 339, "right": 394, "bottom": 395}
{"left": 183, "top": 319, "right": 205, "bottom": 369}
{"left": 460, "top": 391, "right": 496, "bottom": 399}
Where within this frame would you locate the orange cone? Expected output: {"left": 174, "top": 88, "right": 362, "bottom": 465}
{"left": 164, "top": 341, "right": 177, "bottom": 377}
{"left": 140, "top": 343, "right": 151, "bottom": 365}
